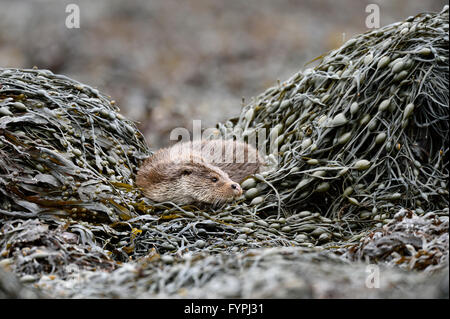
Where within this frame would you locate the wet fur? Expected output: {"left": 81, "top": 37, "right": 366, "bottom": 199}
{"left": 136, "top": 139, "right": 262, "bottom": 205}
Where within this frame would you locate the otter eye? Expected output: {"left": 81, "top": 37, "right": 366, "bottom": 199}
{"left": 211, "top": 177, "right": 218, "bottom": 183}
{"left": 181, "top": 169, "right": 192, "bottom": 176}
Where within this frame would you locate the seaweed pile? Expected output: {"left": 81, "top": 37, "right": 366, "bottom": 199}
{"left": 0, "top": 6, "right": 448, "bottom": 298}
{"left": 0, "top": 68, "right": 152, "bottom": 265}
{"left": 346, "top": 210, "right": 448, "bottom": 271}
{"left": 220, "top": 6, "right": 449, "bottom": 222}
{"left": 0, "top": 68, "right": 149, "bottom": 223}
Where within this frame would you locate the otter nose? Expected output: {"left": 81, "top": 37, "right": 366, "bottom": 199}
{"left": 231, "top": 183, "right": 242, "bottom": 195}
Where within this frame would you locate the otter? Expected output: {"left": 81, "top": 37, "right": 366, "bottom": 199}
{"left": 136, "top": 139, "right": 263, "bottom": 205}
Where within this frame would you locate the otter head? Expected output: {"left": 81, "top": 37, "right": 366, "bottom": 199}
{"left": 136, "top": 154, "right": 242, "bottom": 205}
{"left": 174, "top": 161, "right": 243, "bottom": 205}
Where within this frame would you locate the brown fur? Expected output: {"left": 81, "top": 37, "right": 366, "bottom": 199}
{"left": 136, "top": 139, "right": 263, "bottom": 205}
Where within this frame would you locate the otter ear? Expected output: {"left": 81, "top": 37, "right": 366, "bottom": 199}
{"left": 181, "top": 169, "right": 192, "bottom": 176}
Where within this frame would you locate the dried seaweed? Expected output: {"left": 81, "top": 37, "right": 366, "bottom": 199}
{"left": 0, "top": 68, "right": 150, "bottom": 224}
{"left": 214, "top": 6, "right": 449, "bottom": 241}
{"left": 346, "top": 210, "right": 449, "bottom": 271}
